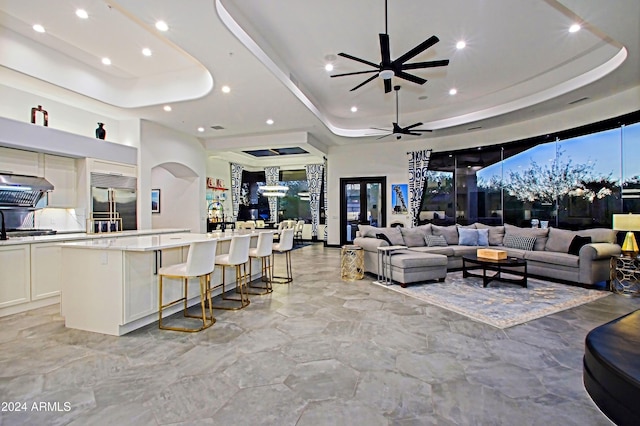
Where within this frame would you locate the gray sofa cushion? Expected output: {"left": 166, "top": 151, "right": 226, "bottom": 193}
{"left": 577, "top": 228, "right": 617, "bottom": 243}
{"left": 415, "top": 223, "right": 433, "bottom": 236}
{"left": 380, "top": 227, "right": 405, "bottom": 246}
{"left": 449, "top": 245, "right": 482, "bottom": 257}
{"left": 545, "top": 227, "right": 577, "bottom": 253}
{"left": 504, "top": 224, "right": 549, "bottom": 251}
{"left": 475, "top": 223, "right": 505, "bottom": 246}
{"left": 409, "top": 246, "right": 455, "bottom": 256}
{"left": 401, "top": 227, "right": 427, "bottom": 247}
{"left": 432, "top": 224, "right": 459, "bottom": 245}
{"left": 525, "top": 250, "right": 580, "bottom": 267}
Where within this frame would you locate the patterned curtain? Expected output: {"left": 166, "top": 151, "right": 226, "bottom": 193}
{"left": 323, "top": 156, "right": 328, "bottom": 242}
{"left": 305, "top": 163, "right": 324, "bottom": 238}
{"left": 408, "top": 149, "right": 432, "bottom": 226}
{"left": 264, "top": 166, "right": 280, "bottom": 222}
{"left": 230, "top": 163, "right": 244, "bottom": 221}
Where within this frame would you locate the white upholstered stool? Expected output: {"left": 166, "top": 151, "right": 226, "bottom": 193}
{"left": 271, "top": 228, "right": 295, "bottom": 284}
{"left": 248, "top": 231, "right": 274, "bottom": 294}
{"left": 211, "top": 234, "right": 251, "bottom": 310}
{"left": 158, "top": 239, "right": 217, "bottom": 332}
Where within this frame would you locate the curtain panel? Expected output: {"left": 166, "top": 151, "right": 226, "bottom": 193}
{"left": 323, "top": 157, "right": 328, "bottom": 242}
{"left": 264, "top": 166, "right": 280, "bottom": 222}
{"left": 305, "top": 163, "right": 324, "bottom": 238}
{"left": 230, "top": 163, "right": 244, "bottom": 221}
{"left": 407, "top": 149, "right": 432, "bottom": 226}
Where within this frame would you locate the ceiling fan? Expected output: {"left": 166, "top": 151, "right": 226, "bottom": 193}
{"left": 330, "top": 0, "right": 450, "bottom": 93}
{"left": 372, "top": 85, "right": 432, "bottom": 140}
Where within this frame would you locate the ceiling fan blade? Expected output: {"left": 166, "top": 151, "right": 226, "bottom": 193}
{"left": 384, "top": 79, "right": 392, "bottom": 93}
{"left": 350, "top": 74, "right": 378, "bottom": 91}
{"left": 376, "top": 133, "right": 392, "bottom": 140}
{"left": 394, "top": 35, "right": 440, "bottom": 65}
{"left": 402, "top": 59, "right": 450, "bottom": 70}
{"left": 379, "top": 33, "right": 391, "bottom": 65}
{"left": 396, "top": 71, "right": 427, "bottom": 85}
{"left": 407, "top": 132, "right": 423, "bottom": 136}
{"left": 338, "top": 52, "right": 379, "bottom": 69}
{"left": 370, "top": 127, "right": 391, "bottom": 131}
{"left": 412, "top": 129, "right": 433, "bottom": 132}
{"left": 330, "top": 70, "right": 380, "bottom": 78}
{"left": 404, "top": 122, "right": 424, "bottom": 130}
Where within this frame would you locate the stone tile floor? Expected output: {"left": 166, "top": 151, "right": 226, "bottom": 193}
{"left": 0, "top": 243, "right": 638, "bottom": 425}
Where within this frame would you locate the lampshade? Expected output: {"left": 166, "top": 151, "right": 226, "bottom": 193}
{"left": 612, "top": 214, "right": 640, "bottom": 231}
{"left": 613, "top": 213, "right": 640, "bottom": 256}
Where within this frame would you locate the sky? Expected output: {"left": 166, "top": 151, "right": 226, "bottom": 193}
{"left": 478, "top": 121, "right": 640, "bottom": 183}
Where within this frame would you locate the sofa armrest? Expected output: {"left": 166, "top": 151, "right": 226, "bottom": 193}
{"left": 580, "top": 243, "right": 621, "bottom": 261}
{"left": 353, "top": 237, "right": 386, "bottom": 252}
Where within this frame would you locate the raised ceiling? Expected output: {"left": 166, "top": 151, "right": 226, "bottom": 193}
{"left": 0, "top": 0, "right": 638, "bottom": 156}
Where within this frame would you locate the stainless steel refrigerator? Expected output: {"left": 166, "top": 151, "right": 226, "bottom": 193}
{"left": 90, "top": 173, "right": 137, "bottom": 231}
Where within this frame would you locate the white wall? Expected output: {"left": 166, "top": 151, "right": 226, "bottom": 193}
{"left": 139, "top": 121, "right": 207, "bottom": 233}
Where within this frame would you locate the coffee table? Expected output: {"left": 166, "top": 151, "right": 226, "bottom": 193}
{"left": 462, "top": 254, "right": 528, "bottom": 288}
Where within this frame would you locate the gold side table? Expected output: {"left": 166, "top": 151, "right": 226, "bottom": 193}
{"left": 341, "top": 245, "right": 364, "bottom": 281}
{"left": 610, "top": 255, "right": 640, "bottom": 296}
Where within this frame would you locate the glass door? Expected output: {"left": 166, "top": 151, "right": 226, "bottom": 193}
{"left": 340, "top": 177, "right": 387, "bottom": 245}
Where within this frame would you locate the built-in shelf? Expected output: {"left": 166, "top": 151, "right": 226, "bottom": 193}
{"left": 208, "top": 186, "right": 228, "bottom": 191}
{"left": 0, "top": 116, "right": 136, "bottom": 165}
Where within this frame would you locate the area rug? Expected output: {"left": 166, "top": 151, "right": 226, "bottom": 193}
{"left": 372, "top": 271, "right": 610, "bottom": 329}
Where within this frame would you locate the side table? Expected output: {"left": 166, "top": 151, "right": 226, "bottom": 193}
{"left": 375, "top": 245, "right": 407, "bottom": 285}
{"left": 341, "top": 245, "right": 364, "bottom": 281}
{"left": 610, "top": 255, "right": 640, "bottom": 296}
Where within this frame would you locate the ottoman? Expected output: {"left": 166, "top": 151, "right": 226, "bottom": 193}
{"left": 388, "top": 251, "right": 448, "bottom": 288}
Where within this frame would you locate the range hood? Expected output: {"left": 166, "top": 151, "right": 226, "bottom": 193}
{"left": 0, "top": 173, "right": 54, "bottom": 208}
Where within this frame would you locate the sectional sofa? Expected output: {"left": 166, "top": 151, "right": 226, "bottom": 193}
{"left": 353, "top": 223, "right": 621, "bottom": 288}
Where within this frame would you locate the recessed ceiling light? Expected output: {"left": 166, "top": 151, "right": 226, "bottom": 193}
{"left": 221, "top": 85, "right": 231, "bottom": 93}
{"left": 101, "top": 57, "right": 111, "bottom": 66}
{"left": 155, "top": 20, "right": 169, "bottom": 32}
{"left": 569, "top": 24, "right": 581, "bottom": 33}
{"left": 197, "top": 127, "right": 205, "bottom": 133}
{"left": 456, "top": 41, "right": 466, "bottom": 49}
{"left": 163, "top": 105, "right": 172, "bottom": 112}
{"left": 75, "top": 9, "right": 88, "bottom": 19}
{"left": 266, "top": 119, "right": 274, "bottom": 125}
{"left": 449, "top": 88, "right": 457, "bottom": 95}
{"left": 350, "top": 106, "right": 358, "bottom": 113}
{"left": 142, "top": 47, "right": 152, "bottom": 57}
{"left": 32, "top": 24, "right": 45, "bottom": 33}
{"left": 325, "top": 63, "right": 334, "bottom": 72}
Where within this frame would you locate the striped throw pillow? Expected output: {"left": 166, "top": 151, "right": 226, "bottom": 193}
{"left": 425, "top": 235, "right": 448, "bottom": 247}
{"left": 503, "top": 234, "right": 536, "bottom": 251}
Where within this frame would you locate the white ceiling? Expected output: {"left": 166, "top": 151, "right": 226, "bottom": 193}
{"left": 0, "top": 0, "right": 638, "bottom": 159}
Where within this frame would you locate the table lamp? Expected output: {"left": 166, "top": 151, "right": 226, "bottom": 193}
{"left": 612, "top": 213, "right": 640, "bottom": 257}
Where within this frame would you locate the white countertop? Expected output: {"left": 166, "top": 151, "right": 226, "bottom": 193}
{"left": 0, "top": 228, "right": 190, "bottom": 247}
{"left": 58, "top": 229, "right": 273, "bottom": 251}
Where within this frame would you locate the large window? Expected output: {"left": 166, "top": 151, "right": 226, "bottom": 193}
{"left": 423, "top": 112, "right": 640, "bottom": 229}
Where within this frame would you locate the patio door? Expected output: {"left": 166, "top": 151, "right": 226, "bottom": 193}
{"left": 340, "top": 177, "right": 386, "bottom": 245}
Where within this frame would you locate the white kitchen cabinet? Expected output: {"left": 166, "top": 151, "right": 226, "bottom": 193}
{"left": 0, "top": 245, "right": 31, "bottom": 308}
{"left": 123, "top": 247, "right": 183, "bottom": 323}
{"left": 0, "top": 147, "right": 42, "bottom": 176}
{"left": 30, "top": 242, "right": 63, "bottom": 300}
{"left": 44, "top": 154, "right": 77, "bottom": 208}
{"left": 87, "top": 158, "right": 137, "bottom": 178}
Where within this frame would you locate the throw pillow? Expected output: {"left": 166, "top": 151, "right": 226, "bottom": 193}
{"left": 357, "top": 224, "right": 377, "bottom": 238}
{"left": 476, "top": 223, "right": 505, "bottom": 246}
{"left": 458, "top": 228, "right": 479, "bottom": 246}
{"left": 375, "top": 233, "right": 392, "bottom": 246}
{"left": 431, "top": 224, "right": 459, "bottom": 245}
{"left": 425, "top": 235, "right": 448, "bottom": 247}
{"left": 544, "top": 227, "right": 576, "bottom": 253}
{"left": 400, "top": 227, "right": 427, "bottom": 247}
{"left": 477, "top": 228, "right": 489, "bottom": 246}
{"left": 504, "top": 224, "right": 549, "bottom": 251}
{"left": 503, "top": 234, "right": 536, "bottom": 251}
{"left": 568, "top": 235, "right": 592, "bottom": 256}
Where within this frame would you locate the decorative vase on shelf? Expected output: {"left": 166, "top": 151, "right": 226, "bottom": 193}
{"left": 95, "top": 122, "right": 106, "bottom": 140}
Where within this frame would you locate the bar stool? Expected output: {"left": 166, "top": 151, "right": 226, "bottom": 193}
{"left": 247, "top": 231, "right": 274, "bottom": 295}
{"left": 210, "top": 234, "right": 251, "bottom": 310}
{"left": 271, "top": 228, "right": 295, "bottom": 284}
{"left": 294, "top": 220, "right": 305, "bottom": 246}
{"left": 158, "top": 239, "right": 217, "bottom": 332}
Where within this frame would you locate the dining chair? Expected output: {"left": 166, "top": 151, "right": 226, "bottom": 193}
{"left": 158, "top": 239, "right": 217, "bottom": 332}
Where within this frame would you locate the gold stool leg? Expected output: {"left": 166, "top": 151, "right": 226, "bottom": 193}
{"left": 159, "top": 273, "right": 215, "bottom": 332}
{"left": 209, "top": 264, "right": 251, "bottom": 310}
{"left": 247, "top": 256, "right": 273, "bottom": 295}
{"left": 271, "top": 250, "right": 293, "bottom": 284}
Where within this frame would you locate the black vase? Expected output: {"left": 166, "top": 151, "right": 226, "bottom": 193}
{"left": 95, "top": 122, "right": 106, "bottom": 140}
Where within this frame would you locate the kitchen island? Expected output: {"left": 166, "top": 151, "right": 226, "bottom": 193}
{"left": 60, "top": 230, "right": 269, "bottom": 336}
{"left": 0, "top": 228, "right": 189, "bottom": 318}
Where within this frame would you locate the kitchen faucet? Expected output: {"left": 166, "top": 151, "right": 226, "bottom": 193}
{"left": 0, "top": 210, "right": 7, "bottom": 240}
